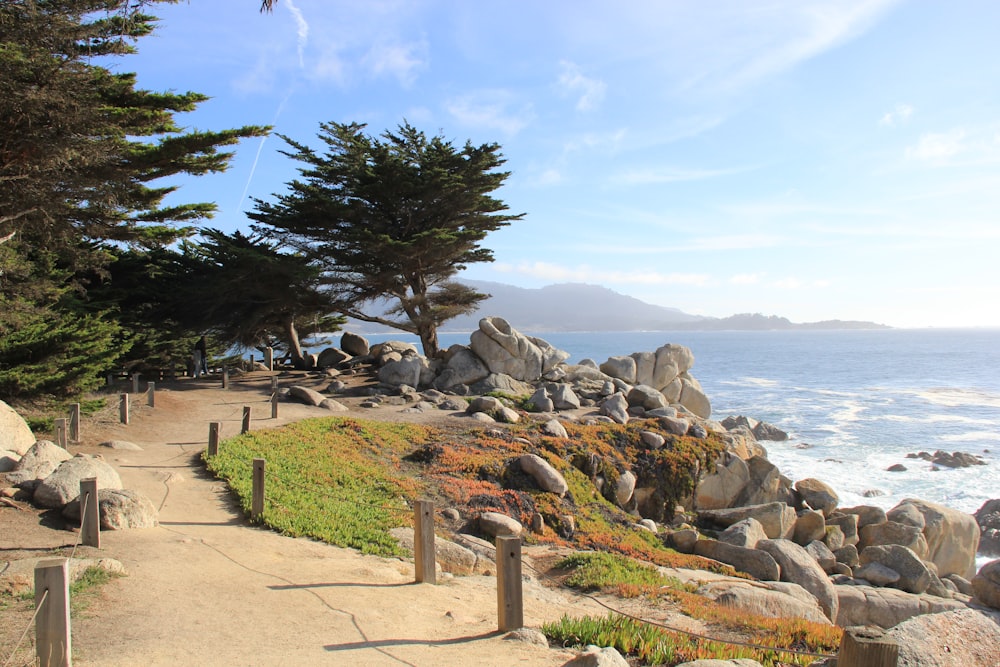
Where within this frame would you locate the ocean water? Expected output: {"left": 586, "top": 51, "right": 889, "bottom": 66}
{"left": 364, "top": 329, "right": 1000, "bottom": 524}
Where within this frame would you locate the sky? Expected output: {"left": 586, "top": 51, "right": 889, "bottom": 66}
{"left": 119, "top": 0, "right": 1000, "bottom": 328}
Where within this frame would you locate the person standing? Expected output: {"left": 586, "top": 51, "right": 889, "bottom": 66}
{"left": 194, "top": 336, "right": 209, "bottom": 377}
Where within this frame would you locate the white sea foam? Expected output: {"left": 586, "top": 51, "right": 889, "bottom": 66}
{"left": 912, "top": 387, "right": 1000, "bottom": 409}
{"left": 938, "top": 431, "right": 1000, "bottom": 443}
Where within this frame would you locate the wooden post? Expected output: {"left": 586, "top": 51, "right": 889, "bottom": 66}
{"left": 68, "top": 403, "right": 80, "bottom": 443}
{"left": 35, "top": 558, "right": 71, "bottom": 667}
{"left": 242, "top": 406, "right": 252, "bottom": 434}
{"left": 265, "top": 346, "right": 273, "bottom": 371}
{"left": 222, "top": 366, "right": 229, "bottom": 389}
{"left": 207, "top": 422, "right": 221, "bottom": 457}
{"left": 270, "top": 375, "right": 278, "bottom": 392}
{"left": 53, "top": 419, "right": 67, "bottom": 449}
{"left": 271, "top": 393, "right": 278, "bottom": 419}
{"left": 131, "top": 372, "right": 140, "bottom": 394}
{"left": 837, "top": 626, "right": 899, "bottom": 667}
{"left": 80, "top": 477, "right": 100, "bottom": 549}
{"left": 414, "top": 500, "right": 436, "bottom": 584}
{"left": 147, "top": 381, "right": 155, "bottom": 407}
{"left": 119, "top": 393, "right": 129, "bottom": 425}
{"left": 251, "top": 458, "right": 265, "bottom": 521}
{"left": 496, "top": 536, "right": 524, "bottom": 632}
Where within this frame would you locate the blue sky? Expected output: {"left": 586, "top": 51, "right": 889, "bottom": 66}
{"left": 125, "top": 1, "right": 1000, "bottom": 328}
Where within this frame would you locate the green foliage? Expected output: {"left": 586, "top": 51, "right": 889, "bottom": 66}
{"left": 249, "top": 121, "right": 524, "bottom": 357}
{"left": 0, "top": 0, "right": 268, "bottom": 398}
{"left": 203, "top": 418, "right": 427, "bottom": 556}
{"left": 558, "top": 551, "right": 692, "bottom": 594}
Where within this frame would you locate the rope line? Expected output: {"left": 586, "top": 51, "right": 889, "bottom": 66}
{"left": 69, "top": 492, "right": 90, "bottom": 561}
{"left": 2, "top": 588, "right": 49, "bottom": 667}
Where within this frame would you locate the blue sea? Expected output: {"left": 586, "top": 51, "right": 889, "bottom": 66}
{"left": 362, "top": 329, "right": 1000, "bottom": 532}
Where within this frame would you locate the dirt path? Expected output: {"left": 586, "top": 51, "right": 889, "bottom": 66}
{"left": 10, "top": 373, "right": 607, "bottom": 666}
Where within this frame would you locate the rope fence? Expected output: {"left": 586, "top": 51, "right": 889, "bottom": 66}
{"left": 199, "top": 442, "right": 865, "bottom": 664}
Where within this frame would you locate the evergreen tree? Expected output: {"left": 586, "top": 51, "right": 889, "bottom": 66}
{"left": 249, "top": 121, "right": 523, "bottom": 357}
{"left": 0, "top": 0, "right": 268, "bottom": 397}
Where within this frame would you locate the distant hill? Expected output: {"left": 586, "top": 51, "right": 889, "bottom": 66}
{"left": 347, "top": 281, "right": 889, "bottom": 333}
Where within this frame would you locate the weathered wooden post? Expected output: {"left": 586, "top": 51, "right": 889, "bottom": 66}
{"left": 53, "top": 419, "right": 67, "bottom": 449}
{"left": 251, "top": 458, "right": 265, "bottom": 521}
{"left": 80, "top": 477, "right": 100, "bottom": 549}
{"left": 242, "top": 406, "right": 252, "bottom": 434}
{"left": 271, "top": 393, "right": 278, "bottom": 419}
{"left": 222, "top": 366, "right": 229, "bottom": 389}
{"left": 131, "top": 372, "right": 140, "bottom": 394}
{"left": 270, "top": 375, "right": 278, "bottom": 392}
{"left": 35, "top": 558, "right": 71, "bottom": 667}
{"left": 68, "top": 403, "right": 80, "bottom": 443}
{"left": 496, "top": 536, "right": 524, "bottom": 632}
{"left": 264, "top": 346, "right": 274, "bottom": 371}
{"left": 147, "top": 381, "right": 155, "bottom": 407}
{"left": 837, "top": 626, "right": 899, "bottom": 667}
{"left": 207, "top": 422, "right": 221, "bottom": 457}
{"left": 414, "top": 500, "right": 436, "bottom": 584}
{"left": 119, "top": 393, "right": 129, "bottom": 425}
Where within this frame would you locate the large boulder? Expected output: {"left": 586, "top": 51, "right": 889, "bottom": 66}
{"left": 6, "top": 440, "right": 72, "bottom": 485}
{"left": 598, "top": 393, "right": 629, "bottom": 425}
{"left": 378, "top": 356, "right": 427, "bottom": 387}
{"left": 34, "top": 455, "right": 123, "bottom": 509}
{"left": 63, "top": 488, "right": 158, "bottom": 530}
{"left": 340, "top": 331, "right": 370, "bottom": 357}
{"left": 389, "top": 527, "right": 492, "bottom": 575}
{"left": 835, "top": 584, "right": 967, "bottom": 628}
{"left": 678, "top": 375, "right": 711, "bottom": 419}
{"left": 696, "top": 579, "right": 830, "bottom": 625}
{"left": 518, "top": 454, "right": 568, "bottom": 496}
{"left": 478, "top": 511, "right": 522, "bottom": 538}
{"left": 316, "top": 347, "right": 351, "bottom": 369}
{"left": 562, "top": 645, "right": 629, "bottom": 667}
{"left": 695, "top": 454, "right": 749, "bottom": 511}
{"left": 468, "top": 373, "right": 534, "bottom": 397}
{"left": 626, "top": 385, "right": 668, "bottom": 411}
{"left": 699, "top": 502, "right": 797, "bottom": 540}
{"left": 434, "top": 347, "right": 490, "bottom": 389}
{"left": 858, "top": 521, "right": 929, "bottom": 558}
{"left": 288, "top": 385, "right": 329, "bottom": 407}
{"left": 886, "top": 608, "right": 1000, "bottom": 667}
{"left": 974, "top": 499, "right": 1000, "bottom": 557}
{"left": 794, "top": 478, "right": 839, "bottom": 517}
{"left": 694, "top": 539, "right": 780, "bottom": 581}
{"left": 0, "top": 400, "right": 35, "bottom": 456}
{"left": 757, "top": 539, "right": 838, "bottom": 621}
{"left": 735, "top": 456, "right": 792, "bottom": 506}
{"left": 859, "top": 544, "right": 934, "bottom": 595}
{"left": 717, "top": 517, "right": 769, "bottom": 549}
{"left": 792, "top": 509, "right": 827, "bottom": 546}
{"left": 470, "top": 317, "right": 566, "bottom": 381}
{"left": 549, "top": 384, "right": 581, "bottom": 411}
{"left": 599, "top": 356, "right": 636, "bottom": 384}
{"left": 971, "top": 559, "right": 1000, "bottom": 609}
{"left": 892, "top": 498, "right": 980, "bottom": 579}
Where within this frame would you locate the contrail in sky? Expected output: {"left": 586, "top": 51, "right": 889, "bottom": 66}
{"left": 237, "top": 1, "right": 310, "bottom": 212}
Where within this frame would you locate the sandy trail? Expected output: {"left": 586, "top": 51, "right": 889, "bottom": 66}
{"left": 50, "top": 374, "right": 601, "bottom": 666}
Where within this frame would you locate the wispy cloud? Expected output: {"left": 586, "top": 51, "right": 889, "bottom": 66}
{"left": 495, "top": 261, "right": 711, "bottom": 286}
{"left": 906, "top": 128, "right": 967, "bottom": 161}
{"left": 445, "top": 91, "right": 534, "bottom": 135}
{"left": 879, "top": 103, "right": 913, "bottom": 127}
{"left": 363, "top": 40, "right": 428, "bottom": 86}
{"left": 283, "top": 0, "right": 309, "bottom": 69}
{"left": 557, "top": 60, "right": 607, "bottom": 111}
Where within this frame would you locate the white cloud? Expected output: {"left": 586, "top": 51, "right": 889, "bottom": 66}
{"left": 906, "top": 129, "right": 967, "bottom": 161}
{"left": 495, "top": 261, "right": 711, "bottom": 286}
{"left": 283, "top": 0, "right": 309, "bottom": 69}
{"left": 557, "top": 60, "right": 607, "bottom": 111}
{"left": 613, "top": 165, "right": 749, "bottom": 185}
{"left": 536, "top": 169, "right": 563, "bottom": 186}
{"left": 363, "top": 40, "right": 429, "bottom": 86}
{"left": 445, "top": 91, "right": 534, "bottom": 135}
{"left": 879, "top": 103, "right": 913, "bottom": 126}
{"left": 310, "top": 46, "right": 348, "bottom": 85}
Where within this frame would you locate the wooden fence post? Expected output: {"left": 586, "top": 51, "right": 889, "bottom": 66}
{"left": 251, "top": 458, "right": 265, "bottom": 521}
{"left": 68, "top": 403, "right": 80, "bottom": 443}
{"left": 271, "top": 393, "right": 278, "bottom": 419}
{"left": 414, "top": 500, "right": 436, "bottom": 584}
{"left": 265, "top": 346, "right": 273, "bottom": 371}
{"left": 147, "top": 382, "right": 155, "bottom": 407}
{"left": 207, "top": 422, "right": 221, "bottom": 457}
{"left": 496, "top": 536, "right": 524, "bottom": 632}
{"left": 222, "top": 366, "right": 229, "bottom": 389}
{"left": 837, "top": 626, "right": 899, "bottom": 667}
{"left": 80, "top": 477, "right": 100, "bottom": 549}
{"left": 119, "top": 393, "right": 129, "bottom": 425}
{"left": 270, "top": 375, "right": 278, "bottom": 392}
{"left": 131, "top": 372, "right": 140, "bottom": 394}
{"left": 35, "top": 558, "right": 71, "bottom": 667}
{"left": 242, "top": 406, "right": 252, "bottom": 434}
{"left": 53, "top": 419, "right": 67, "bottom": 449}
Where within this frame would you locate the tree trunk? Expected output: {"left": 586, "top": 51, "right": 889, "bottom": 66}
{"left": 418, "top": 324, "right": 440, "bottom": 359}
{"left": 284, "top": 318, "right": 307, "bottom": 369}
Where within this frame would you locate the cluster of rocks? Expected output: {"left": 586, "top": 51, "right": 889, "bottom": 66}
{"left": 0, "top": 400, "right": 157, "bottom": 531}
{"left": 900, "top": 449, "right": 987, "bottom": 470}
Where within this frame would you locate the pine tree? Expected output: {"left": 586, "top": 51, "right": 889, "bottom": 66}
{"left": 249, "top": 121, "right": 523, "bottom": 357}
